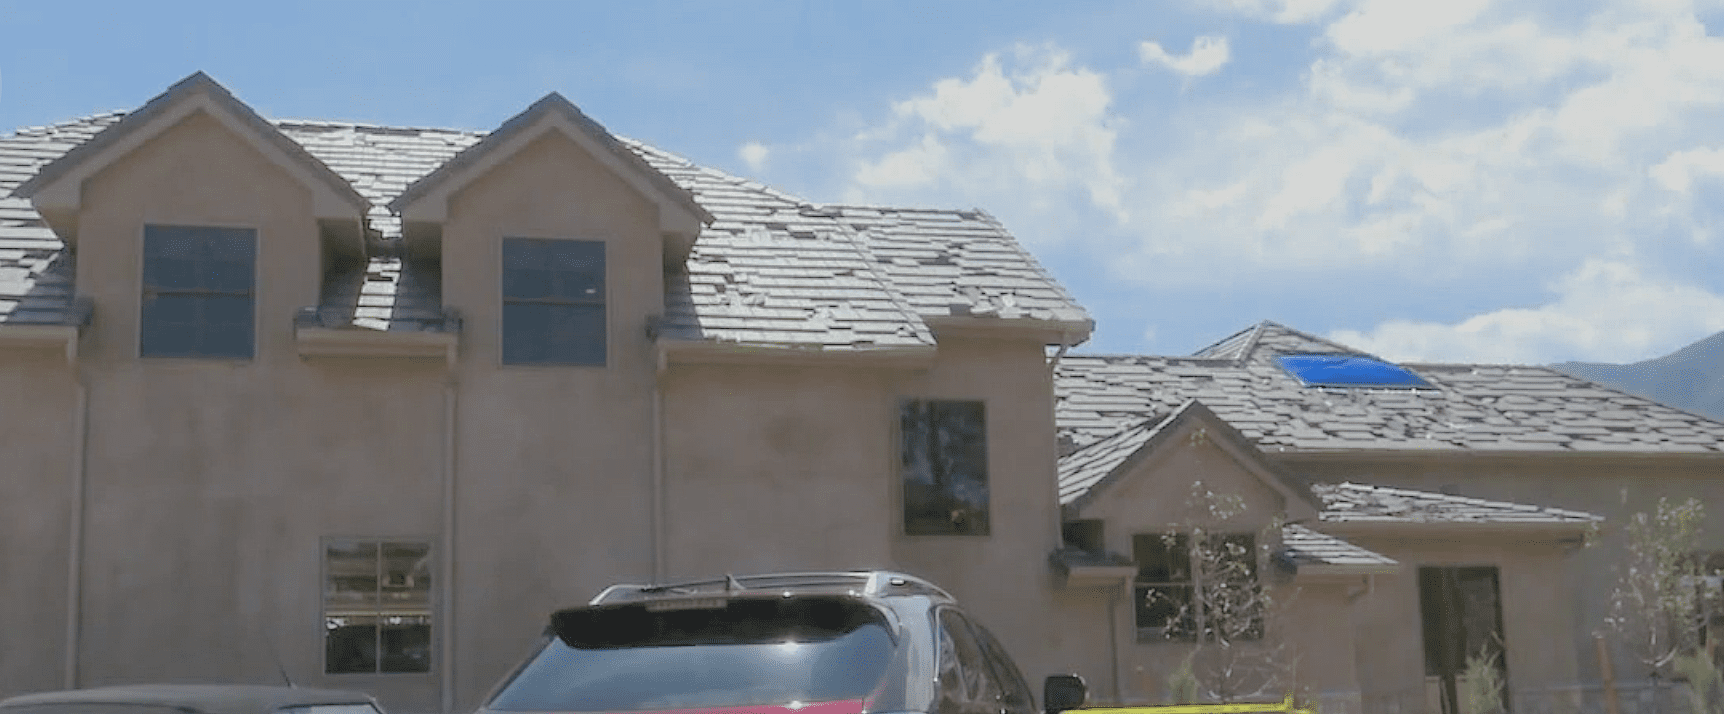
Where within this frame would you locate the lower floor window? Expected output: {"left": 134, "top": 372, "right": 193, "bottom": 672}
{"left": 324, "top": 539, "right": 433, "bottom": 674}
{"left": 1134, "top": 532, "right": 1261, "bottom": 643}
{"left": 1419, "top": 566, "right": 1507, "bottom": 714}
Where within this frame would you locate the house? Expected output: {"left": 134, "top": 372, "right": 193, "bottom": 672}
{"left": 0, "top": 73, "right": 1090, "bottom": 713}
{"left": 3, "top": 73, "right": 1720, "bottom": 714}
{"left": 1055, "top": 321, "right": 1724, "bottom": 713}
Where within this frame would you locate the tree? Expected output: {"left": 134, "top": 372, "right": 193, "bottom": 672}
{"left": 1151, "top": 480, "right": 1296, "bottom": 703}
{"left": 1605, "top": 496, "right": 1715, "bottom": 712}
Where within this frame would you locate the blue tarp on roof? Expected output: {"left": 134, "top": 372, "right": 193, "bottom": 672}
{"left": 1277, "top": 354, "right": 1433, "bottom": 388}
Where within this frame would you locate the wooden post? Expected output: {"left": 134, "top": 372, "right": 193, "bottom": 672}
{"left": 1596, "top": 634, "right": 1622, "bottom": 714}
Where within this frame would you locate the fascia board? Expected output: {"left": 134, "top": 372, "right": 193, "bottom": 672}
{"left": 657, "top": 340, "right": 937, "bottom": 370}
{"left": 26, "top": 94, "right": 367, "bottom": 226}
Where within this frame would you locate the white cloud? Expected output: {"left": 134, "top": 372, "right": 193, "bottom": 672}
{"left": 1330, "top": 259, "right": 1724, "bottom": 363}
{"left": 1324, "top": 0, "right": 1494, "bottom": 57}
{"left": 1197, "top": 0, "right": 1349, "bottom": 23}
{"left": 1650, "top": 145, "right": 1724, "bottom": 193}
{"left": 769, "top": 1, "right": 1724, "bottom": 361}
{"left": 738, "top": 141, "right": 770, "bottom": 171}
{"left": 1139, "top": 36, "right": 1232, "bottom": 77}
{"left": 843, "top": 46, "right": 1127, "bottom": 227}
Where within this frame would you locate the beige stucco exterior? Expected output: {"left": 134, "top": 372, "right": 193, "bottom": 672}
{"left": 0, "top": 102, "right": 1081, "bottom": 714}
{"left": 0, "top": 82, "right": 1710, "bottom": 714}
{"left": 1289, "top": 453, "right": 1724, "bottom": 706}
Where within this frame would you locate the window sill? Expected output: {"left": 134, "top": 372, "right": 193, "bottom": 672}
{"left": 296, "top": 326, "right": 458, "bottom": 366}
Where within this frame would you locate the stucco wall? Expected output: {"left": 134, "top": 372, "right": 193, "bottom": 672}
{"left": 57, "top": 109, "right": 451, "bottom": 713}
{"left": 1073, "top": 418, "right": 1312, "bottom": 705}
{"left": 0, "top": 348, "right": 75, "bottom": 696}
{"left": 660, "top": 363, "right": 896, "bottom": 576}
{"left": 887, "top": 335, "right": 1069, "bottom": 688}
{"left": 2, "top": 105, "right": 1101, "bottom": 714}
{"left": 1288, "top": 454, "right": 1724, "bottom": 698}
{"left": 441, "top": 129, "right": 664, "bottom": 709}
{"left": 1334, "top": 530, "right": 1584, "bottom": 713}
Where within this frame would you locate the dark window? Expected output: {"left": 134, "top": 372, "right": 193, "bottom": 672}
{"left": 901, "top": 400, "right": 989, "bottom": 536}
{"left": 1134, "top": 532, "right": 1259, "bottom": 642}
{"left": 1277, "top": 354, "right": 1432, "bottom": 389}
{"left": 1419, "top": 566, "right": 1507, "bottom": 714}
{"left": 140, "top": 225, "right": 255, "bottom": 359}
{"left": 1134, "top": 533, "right": 1194, "bottom": 639}
{"left": 502, "top": 238, "right": 606, "bottom": 366}
{"left": 1062, "top": 520, "right": 1105, "bottom": 553}
{"left": 325, "top": 540, "right": 432, "bottom": 674}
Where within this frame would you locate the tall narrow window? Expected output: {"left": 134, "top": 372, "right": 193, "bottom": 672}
{"left": 901, "top": 400, "right": 989, "bottom": 536}
{"left": 325, "top": 540, "right": 432, "bottom": 674}
{"left": 1134, "top": 533, "right": 1194, "bottom": 639}
{"left": 502, "top": 238, "right": 605, "bottom": 365}
{"left": 1419, "top": 566, "right": 1508, "bottom": 714}
{"left": 140, "top": 225, "right": 255, "bottom": 359}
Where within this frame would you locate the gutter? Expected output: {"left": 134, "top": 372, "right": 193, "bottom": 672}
{"left": 64, "top": 373, "right": 89, "bottom": 689}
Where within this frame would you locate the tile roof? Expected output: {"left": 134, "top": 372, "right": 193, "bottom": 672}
{"left": 1313, "top": 482, "right": 1601, "bottom": 526}
{"left": 1279, "top": 524, "right": 1398, "bottom": 571}
{"left": 1056, "top": 322, "right": 1724, "bottom": 456}
{"left": 0, "top": 108, "right": 1089, "bottom": 347}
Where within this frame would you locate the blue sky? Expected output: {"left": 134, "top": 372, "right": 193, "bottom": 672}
{"left": 5, "top": 0, "right": 1724, "bottom": 364}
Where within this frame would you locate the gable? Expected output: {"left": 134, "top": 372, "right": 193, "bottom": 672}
{"left": 15, "top": 72, "right": 367, "bottom": 253}
{"left": 1061, "top": 401, "right": 1320, "bottom": 527}
{"left": 390, "top": 93, "right": 709, "bottom": 263}
{"left": 444, "top": 131, "right": 659, "bottom": 241}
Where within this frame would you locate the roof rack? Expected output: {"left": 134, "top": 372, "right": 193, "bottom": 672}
{"left": 587, "top": 570, "right": 952, "bottom": 605}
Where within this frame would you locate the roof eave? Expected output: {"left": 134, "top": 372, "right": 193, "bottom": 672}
{"left": 1317, "top": 519, "right": 1600, "bottom": 539}
{"left": 656, "top": 339, "right": 938, "bottom": 370}
{"left": 1274, "top": 447, "right": 1724, "bottom": 463}
{"left": 1293, "top": 563, "right": 1403, "bottom": 578}
{"left": 924, "top": 315, "right": 1093, "bottom": 345}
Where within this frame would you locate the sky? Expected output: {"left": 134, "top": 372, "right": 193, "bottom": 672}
{"left": 4, "top": 0, "right": 1724, "bottom": 365}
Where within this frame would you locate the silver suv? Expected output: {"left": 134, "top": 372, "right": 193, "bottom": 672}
{"left": 477, "top": 571, "right": 1087, "bottom": 714}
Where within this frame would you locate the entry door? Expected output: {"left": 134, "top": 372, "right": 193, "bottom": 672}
{"left": 1419, "top": 566, "right": 1508, "bottom": 714}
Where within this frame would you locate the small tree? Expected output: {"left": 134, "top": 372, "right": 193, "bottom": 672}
{"left": 1151, "top": 480, "right": 1296, "bottom": 703}
{"left": 1605, "top": 497, "right": 1714, "bottom": 710}
{"left": 1459, "top": 647, "right": 1507, "bottom": 714}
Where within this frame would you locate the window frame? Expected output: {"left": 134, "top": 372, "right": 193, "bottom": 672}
{"left": 136, "top": 223, "right": 259, "bottom": 361}
{"left": 320, "top": 536, "right": 436, "bottom": 677}
{"left": 899, "top": 398, "right": 991, "bottom": 537}
{"left": 1133, "top": 531, "right": 1260, "bottom": 643}
{"left": 497, "top": 236, "right": 609, "bottom": 368}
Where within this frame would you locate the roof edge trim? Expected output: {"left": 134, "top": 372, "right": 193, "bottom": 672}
{"left": 389, "top": 92, "right": 713, "bottom": 234}
{"left": 15, "top": 72, "right": 369, "bottom": 228}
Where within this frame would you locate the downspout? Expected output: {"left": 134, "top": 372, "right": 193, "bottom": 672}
{"left": 64, "top": 373, "right": 89, "bottom": 689}
{"left": 651, "top": 346, "right": 667, "bottom": 583}
{"left": 1109, "top": 580, "right": 1125, "bottom": 704}
{"left": 440, "top": 380, "right": 458, "bottom": 714}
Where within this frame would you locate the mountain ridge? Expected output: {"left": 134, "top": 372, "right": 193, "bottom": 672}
{"left": 1553, "top": 330, "right": 1724, "bottom": 421}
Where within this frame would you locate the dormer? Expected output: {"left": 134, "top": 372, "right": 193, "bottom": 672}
{"left": 13, "top": 72, "right": 370, "bottom": 363}
{"left": 388, "top": 93, "right": 711, "bottom": 268}
{"left": 15, "top": 72, "right": 369, "bottom": 259}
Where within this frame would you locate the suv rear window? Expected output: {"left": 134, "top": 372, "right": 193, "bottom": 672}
{"left": 488, "top": 596, "right": 895, "bottom": 712}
